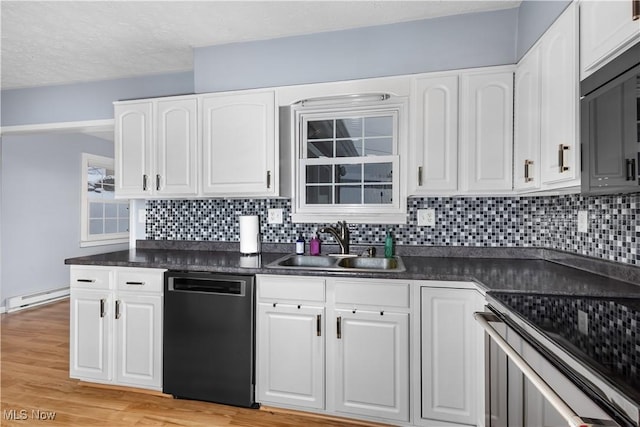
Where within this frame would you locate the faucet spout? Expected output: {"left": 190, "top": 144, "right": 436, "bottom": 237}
{"left": 319, "top": 221, "right": 350, "bottom": 255}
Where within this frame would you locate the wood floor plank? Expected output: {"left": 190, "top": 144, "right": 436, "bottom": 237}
{"left": 1, "top": 299, "right": 387, "bottom": 426}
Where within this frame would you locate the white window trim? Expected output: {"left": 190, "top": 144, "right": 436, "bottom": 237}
{"left": 291, "top": 98, "right": 408, "bottom": 224}
{"left": 80, "top": 153, "right": 129, "bottom": 247}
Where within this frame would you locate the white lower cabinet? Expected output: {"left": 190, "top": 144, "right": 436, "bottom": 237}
{"left": 70, "top": 288, "right": 112, "bottom": 382}
{"left": 256, "top": 275, "right": 412, "bottom": 424}
{"left": 419, "top": 285, "right": 485, "bottom": 427}
{"left": 69, "top": 266, "right": 165, "bottom": 391}
{"left": 333, "top": 309, "right": 409, "bottom": 422}
{"left": 256, "top": 302, "right": 325, "bottom": 409}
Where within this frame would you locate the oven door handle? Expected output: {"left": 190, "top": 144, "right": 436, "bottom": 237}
{"left": 474, "top": 312, "right": 599, "bottom": 427}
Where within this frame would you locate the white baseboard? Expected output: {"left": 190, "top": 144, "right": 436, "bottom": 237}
{"left": 6, "top": 287, "right": 70, "bottom": 313}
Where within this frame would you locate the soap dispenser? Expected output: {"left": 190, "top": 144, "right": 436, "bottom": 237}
{"left": 296, "top": 233, "right": 305, "bottom": 255}
{"left": 384, "top": 229, "right": 394, "bottom": 258}
{"left": 309, "top": 231, "right": 321, "bottom": 256}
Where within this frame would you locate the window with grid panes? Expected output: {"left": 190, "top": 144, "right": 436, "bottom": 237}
{"left": 294, "top": 100, "right": 406, "bottom": 223}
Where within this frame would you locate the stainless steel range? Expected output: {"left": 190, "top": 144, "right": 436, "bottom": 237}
{"left": 477, "top": 292, "right": 639, "bottom": 427}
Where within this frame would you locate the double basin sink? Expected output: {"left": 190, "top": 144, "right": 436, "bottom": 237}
{"left": 267, "top": 253, "right": 405, "bottom": 273}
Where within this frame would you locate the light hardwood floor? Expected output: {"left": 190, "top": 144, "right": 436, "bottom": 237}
{"left": 1, "top": 299, "right": 384, "bottom": 426}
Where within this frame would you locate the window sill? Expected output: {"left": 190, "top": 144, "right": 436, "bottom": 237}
{"left": 291, "top": 212, "right": 407, "bottom": 224}
{"left": 80, "top": 238, "right": 129, "bottom": 248}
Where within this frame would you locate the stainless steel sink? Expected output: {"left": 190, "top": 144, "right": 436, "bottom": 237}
{"left": 266, "top": 253, "right": 405, "bottom": 273}
{"left": 337, "top": 256, "right": 401, "bottom": 270}
{"left": 275, "top": 255, "right": 340, "bottom": 269}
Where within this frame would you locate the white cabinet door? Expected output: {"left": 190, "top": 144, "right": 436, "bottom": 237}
{"left": 155, "top": 98, "right": 198, "bottom": 196}
{"left": 459, "top": 71, "right": 514, "bottom": 193}
{"left": 540, "top": 3, "right": 579, "bottom": 187}
{"left": 411, "top": 75, "right": 459, "bottom": 194}
{"left": 514, "top": 47, "right": 541, "bottom": 191}
{"left": 420, "top": 287, "right": 483, "bottom": 426}
{"left": 70, "top": 289, "right": 112, "bottom": 382}
{"left": 256, "top": 303, "right": 324, "bottom": 409}
{"left": 201, "top": 90, "right": 277, "bottom": 196}
{"left": 333, "top": 309, "right": 409, "bottom": 422}
{"left": 115, "top": 101, "right": 153, "bottom": 197}
{"left": 580, "top": 0, "right": 640, "bottom": 78}
{"left": 114, "top": 293, "right": 162, "bottom": 389}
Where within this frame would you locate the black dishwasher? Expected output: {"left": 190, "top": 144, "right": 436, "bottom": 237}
{"left": 163, "top": 271, "right": 258, "bottom": 408}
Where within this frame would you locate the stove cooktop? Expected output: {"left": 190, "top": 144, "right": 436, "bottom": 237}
{"left": 488, "top": 292, "right": 640, "bottom": 406}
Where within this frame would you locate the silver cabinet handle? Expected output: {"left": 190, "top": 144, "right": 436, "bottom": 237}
{"left": 524, "top": 160, "right": 534, "bottom": 183}
{"left": 626, "top": 158, "right": 637, "bottom": 181}
{"left": 417, "top": 166, "right": 423, "bottom": 187}
{"left": 558, "top": 144, "right": 570, "bottom": 173}
{"left": 99, "top": 299, "right": 106, "bottom": 318}
{"left": 474, "top": 312, "right": 595, "bottom": 427}
{"left": 336, "top": 316, "right": 342, "bottom": 339}
{"left": 115, "top": 300, "right": 121, "bottom": 320}
{"left": 633, "top": 0, "right": 639, "bottom": 20}
{"left": 143, "top": 174, "right": 148, "bottom": 191}
{"left": 156, "top": 174, "right": 161, "bottom": 191}
{"left": 266, "top": 170, "right": 271, "bottom": 189}
{"left": 77, "top": 279, "right": 95, "bottom": 283}
{"left": 316, "top": 314, "right": 322, "bottom": 337}
{"left": 125, "top": 281, "right": 145, "bottom": 286}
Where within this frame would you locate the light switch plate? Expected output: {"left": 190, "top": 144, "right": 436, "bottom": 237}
{"left": 417, "top": 208, "right": 436, "bottom": 227}
{"left": 138, "top": 209, "right": 146, "bottom": 223}
{"left": 267, "top": 208, "right": 283, "bottom": 224}
{"left": 578, "top": 310, "right": 589, "bottom": 335}
{"left": 577, "top": 210, "right": 588, "bottom": 233}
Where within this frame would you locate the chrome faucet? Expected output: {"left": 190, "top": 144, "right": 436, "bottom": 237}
{"left": 319, "top": 221, "right": 350, "bottom": 255}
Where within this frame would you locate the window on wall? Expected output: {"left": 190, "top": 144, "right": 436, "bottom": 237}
{"left": 81, "top": 154, "right": 129, "bottom": 247}
{"left": 292, "top": 97, "right": 407, "bottom": 224}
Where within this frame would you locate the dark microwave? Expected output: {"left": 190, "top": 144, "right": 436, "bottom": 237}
{"left": 581, "top": 41, "right": 640, "bottom": 195}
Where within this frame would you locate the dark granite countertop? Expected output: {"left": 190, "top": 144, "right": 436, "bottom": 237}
{"left": 65, "top": 244, "right": 640, "bottom": 298}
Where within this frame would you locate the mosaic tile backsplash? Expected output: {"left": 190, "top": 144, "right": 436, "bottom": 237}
{"left": 146, "top": 192, "right": 639, "bottom": 266}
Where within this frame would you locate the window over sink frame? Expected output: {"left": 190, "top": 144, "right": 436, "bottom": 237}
{"left": 290, "top": 96, "right": 408, "bottom": 224}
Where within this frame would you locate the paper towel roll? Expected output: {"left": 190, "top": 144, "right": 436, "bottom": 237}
{"left": 239, "top": 215, "right": 261, "bottom": 255}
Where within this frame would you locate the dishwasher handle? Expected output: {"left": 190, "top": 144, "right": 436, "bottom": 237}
{"left": 168, "top": 276, "right": 245, "bottom": 295}
{"left": 474, "top": 312, "right": 602, "bottom": 427}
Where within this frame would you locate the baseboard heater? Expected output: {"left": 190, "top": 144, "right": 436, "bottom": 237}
{"left": 7, "top": 287, "right": 70, "bottom": 313}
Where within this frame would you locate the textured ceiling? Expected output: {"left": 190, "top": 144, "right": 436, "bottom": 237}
{"left": 1, "top": 1, "right": 521, "bottom": 90}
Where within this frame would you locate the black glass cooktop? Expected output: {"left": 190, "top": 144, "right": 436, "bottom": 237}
{"left": 489, "top": 292, "right": 640, "bottom": 406}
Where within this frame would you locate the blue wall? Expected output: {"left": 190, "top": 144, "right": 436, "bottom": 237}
{"left": 516, "top": 0, "right": 572, "bottom": 60}
{"left": 194, "top": 8, "right": 518, "bottom": 93}
{"left": 1, "top": 71, "right": 194, "bottom": 127}
{"left": 0, "top": 133, "right": 128, "bottom": 306}
{"left": 1, "top": 2, "right": 570, "bottom": 126}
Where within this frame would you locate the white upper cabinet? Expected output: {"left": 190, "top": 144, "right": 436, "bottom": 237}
{"left": 155, "top": 99, "right": 199, "bottom": 196}
{"left": 539, "top": 3, "right": 579, "bottom": 187}
{"left": 201, "top": 90, "right": 277, "bottom": 197}
{"left": 459, "top": 70, "right": 514, "bottom": 193}
{"left": 115, "top": 101, "right": 153, "bottom": 197}
{"left": 580, "top": 0, "right": 640, "bottom": 79}
{"left": 514, "top": 3, "right": 579, "bottom": 192}
{"left": 514, "top": 48, "right": 541, "bottom": 191}
{"left": 411, "top": 75, "right": 459, "bottom": 194}
{"left": 115, "top": 97, "right": 198, "bottom": 198}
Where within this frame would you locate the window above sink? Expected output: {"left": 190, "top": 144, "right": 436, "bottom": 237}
{"left": 289, "top": 96, "right": 409, "bottom": 224}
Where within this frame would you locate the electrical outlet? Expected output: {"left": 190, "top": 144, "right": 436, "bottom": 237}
{"left": 267, "top": 208, "right": 283, "bottom": 224}
{"left": 578, "top": 310, "right": 589, "bottom": 335}
{"left": 138, "top": 209, "right": 146, "bottom": 223}
{"left": 577, "top": 210, "right": 588, "bottom": 233}
{"left": 417, "top": 208, "right": 436, "bottom": 227}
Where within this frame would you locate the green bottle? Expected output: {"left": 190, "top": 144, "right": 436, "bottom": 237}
{"left": 384, "top": 229, "right": 394, "bottom": 258}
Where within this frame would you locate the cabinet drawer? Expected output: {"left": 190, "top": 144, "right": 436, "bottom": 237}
{"left": 334, "top": 279, "right": 410, "bottom": 308}
{"left": 70, "top": 266, "right": 112, "bottom": 290}
{"left": 257, "top": 275, "right": 325, "bottom": 302}
{"left": 116, "top": 268, "right": 165, "bottom": 293}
